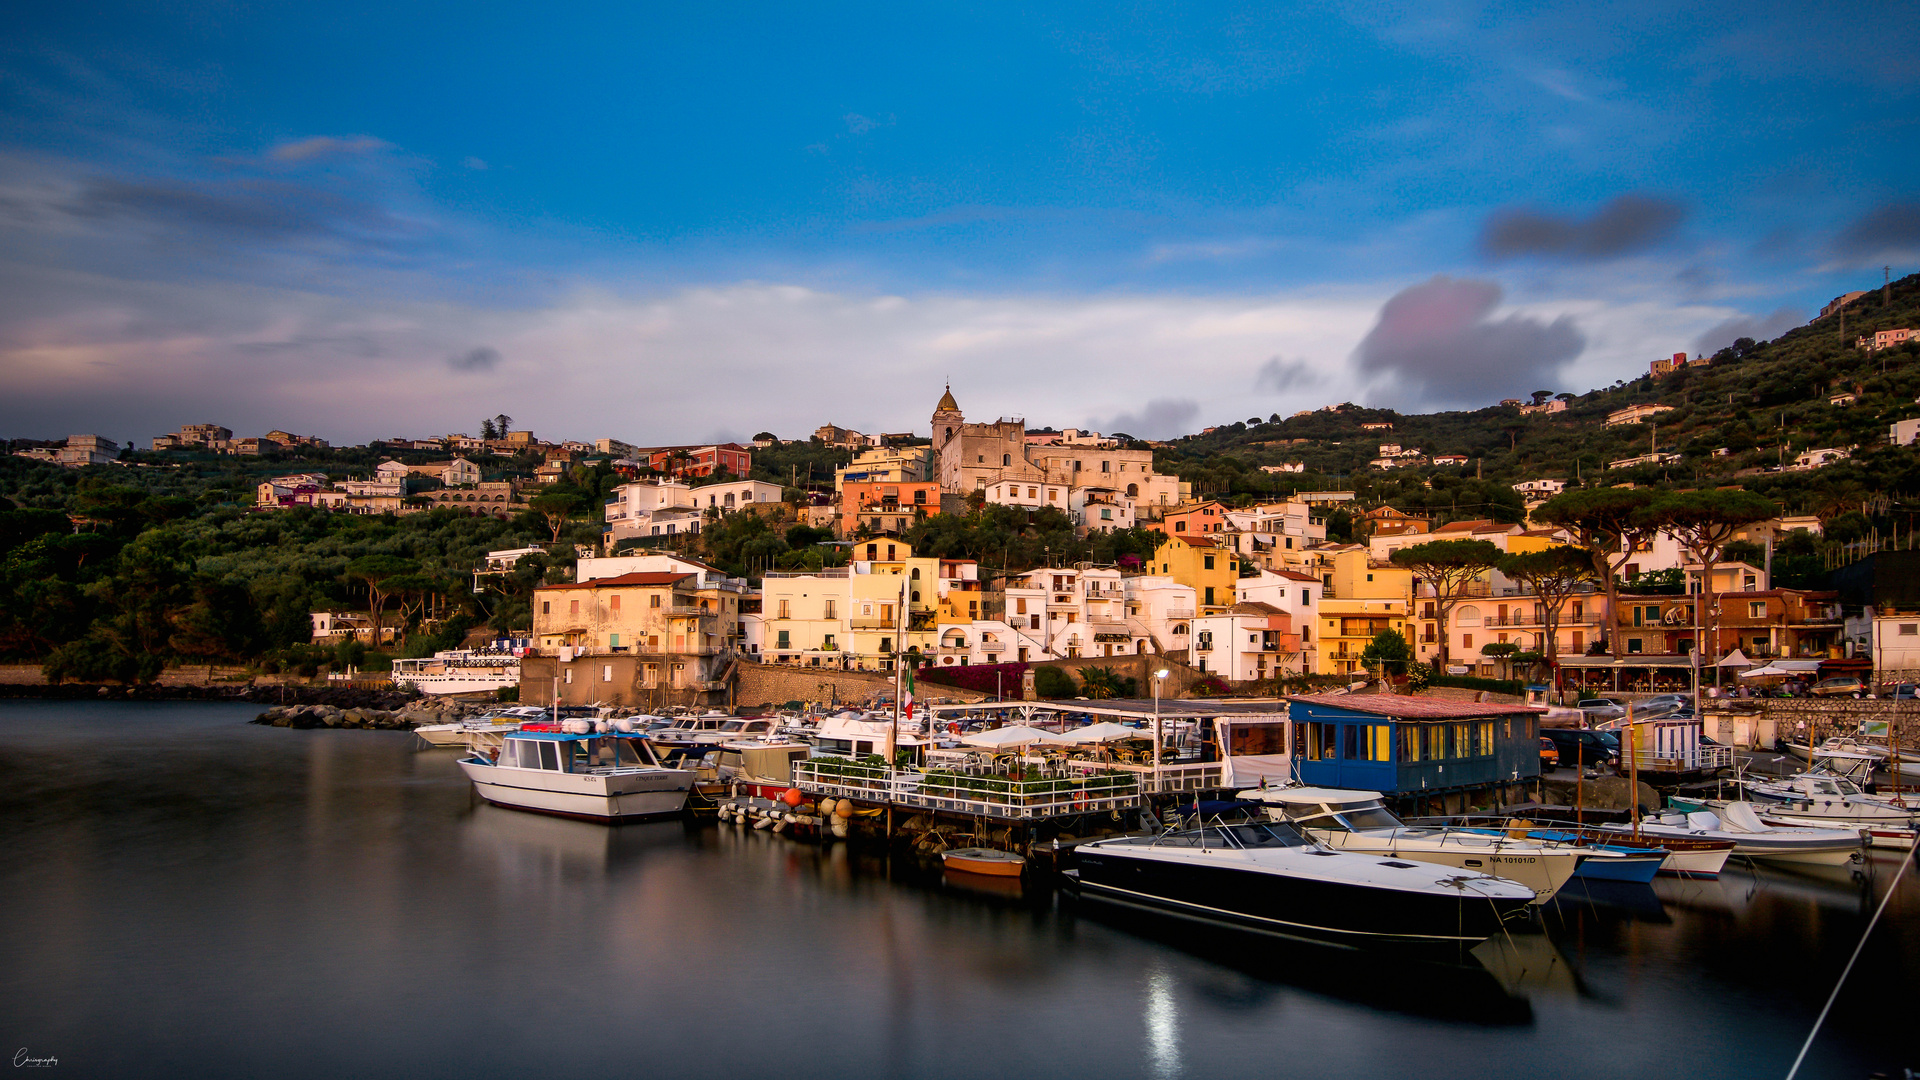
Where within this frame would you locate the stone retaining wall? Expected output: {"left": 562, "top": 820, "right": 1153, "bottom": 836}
{"left": 736, "top": 662, "right": 990, "bottom": 710}
{"left": 1704, "top": 699, "right": 1920, "bottom": 751}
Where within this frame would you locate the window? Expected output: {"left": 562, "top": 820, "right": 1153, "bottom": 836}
{"left": 609, "top": 634, "right": 620, "bottom": 648}
{"left": 650, "top": 594, "right": 662, "bottom": 608}
{"left": 776, "top": 630, "right": 790, "bottom": 649}
{"left": 822, "top": 634, "right": 835, "bottom": 649}
{"left": 1628, "top": 638, "right": 1643, "bottom": 654}
{"left": 1197, "top": 630, "right": 1213, "bottom": 650}
{"left": 563, "top": 668, "right": 573, "bottom": 684}
{"left": 609, "top": 595, "right": 621, "bottom": 612}
{"left": 1204, "top": 587, "right": 1215, "bottom": 607}
{"left": 1002, "top": 453, "right": 1011, "bottom": 466}
{"left": 824, "top": 600, "right": 837, "bottom": 619}
{"left": 914, "top": 489, "right": 926, "bottom": 504}
{"left": 1203, "top": 555, "right": 1215, "bottom": 569}
{"left": 541, "top": 601, "right": 550, "bottom": 615}
{"left": 569, "top": 599, "right": 580, "bottom": 616}
{"left": 777, "top": 599, "right": 790, "bottom": 619}
{"left": 1175, "top": 521, "right": 1187, "bottom": 532}
{"left": 603, "top": 665, "right": 613, "bottom": 682}
{"left": 1902, "top": 624, "right": 1920, "bottom": 637}
{"left": 1101, "top": 460, "right": 1110, "bottom": 472}
{"left": 1462, "top": 634, "right": 1472, "bottom": 648}
{"left": 1749, "top": 601, "right": 1766, "bottom": 618}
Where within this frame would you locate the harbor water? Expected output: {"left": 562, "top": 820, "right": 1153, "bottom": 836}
{"left": 2, "top": 700, "right": 1915, "bottom": 1079}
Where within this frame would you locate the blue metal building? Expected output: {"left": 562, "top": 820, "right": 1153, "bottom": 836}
{"left": 1287, "top": 693, "right": 1544, "bottom": 798}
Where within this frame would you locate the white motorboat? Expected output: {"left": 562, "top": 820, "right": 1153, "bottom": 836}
{"left": 459, "top": 728, "right": 693, "bottom": 822}
{"left": 413, "top": 705, "right": 547, "bottom": 748}
{"left": 1241, "top": 787, "right": 1586, "bottom": 904}
{"left": 1735, "top": 770, "right": 1920, "bottom": 827}
{"left": 390, "top": 648, "right": 521, "bottom": 696}
{"left": 1784, "top": 736, "right": 1888, "bottom": 764}
{"left": 1605, "top": 803, "right": 1864, "bottom": 867}
{"left": 1069, "top": 812, "right": 1536, "bottom": 948}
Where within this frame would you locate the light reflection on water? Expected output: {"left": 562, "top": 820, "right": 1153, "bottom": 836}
{"left": 0, "top": 701, "right": 1914, "bottom": 1080}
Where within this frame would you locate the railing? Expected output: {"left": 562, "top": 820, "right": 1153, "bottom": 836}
{"left": 792, "top": 759, "right": 1144, "bottom": 820}
{"left": 1165, "top": 609, "right": 1195, "bottom": 620}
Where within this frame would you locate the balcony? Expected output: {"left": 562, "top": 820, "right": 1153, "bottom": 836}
{"left": 980, "top": 642, "right": 1006, "bottom": 654}
{"left": 1164, "top": 608, "right": 1195, "bottom": 621}
{"left": 848, "top": 617, "right": 900, "bottom": 630}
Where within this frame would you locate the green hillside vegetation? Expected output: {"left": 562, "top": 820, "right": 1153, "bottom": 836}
{"left": 1155, "top": 273, "right": 1920, "bottom": 533}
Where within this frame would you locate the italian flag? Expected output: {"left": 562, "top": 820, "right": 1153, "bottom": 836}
{"left": 901, "top": 663, "right": 915, "bottom": 720}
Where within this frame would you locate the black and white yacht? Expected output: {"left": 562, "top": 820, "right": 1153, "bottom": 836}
{"left": 1067, "top": 806, "right": 1535, "bottom": 948}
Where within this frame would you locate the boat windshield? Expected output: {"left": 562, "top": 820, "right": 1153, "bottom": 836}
{"left": 1157, "top": 822, "right": 1309, "bottom": 849}
{"left": 1337, "top": 805, "right": 1405, "bottom": 830}
{"left": 719, "top": 721, "right": 747, "bottom": 732}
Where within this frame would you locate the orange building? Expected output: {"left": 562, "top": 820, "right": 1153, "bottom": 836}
{"left": 1145, "top": 500, "right": 1227, "bottom": 538}
{"left": 839, "top": 480, "right": 941, "bottom": 537}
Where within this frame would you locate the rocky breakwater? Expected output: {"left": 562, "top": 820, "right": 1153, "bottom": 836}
{"left": 255, "top": 704, "right": 428, "bottom": 731}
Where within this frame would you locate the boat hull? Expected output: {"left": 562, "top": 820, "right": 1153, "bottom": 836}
{"left": 1571, "top": 851, "right": 1665, "bottom": 883}
{"left": 1070, "top": 853, "right": 1530, "bottom": 946}
{"left": 1308, "top": 834, "right": 1583, "bottom": 904}
{"left": 459, "top": 760, "right": 692, "bottom": 823}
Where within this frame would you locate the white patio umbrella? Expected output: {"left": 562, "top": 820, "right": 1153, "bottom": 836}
{"left": 1739, "top": 664, "right": 1788, "bottom": 679}
{"left": 959, "top": 724, "right": 1075, "bottom": 749}
{"left": 1052, "top": 721, "right": 1145, "bottom": 745}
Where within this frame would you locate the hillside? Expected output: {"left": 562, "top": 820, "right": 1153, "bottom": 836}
{"left": 1155, "top": 272, "right": 1920, "bottom": 531}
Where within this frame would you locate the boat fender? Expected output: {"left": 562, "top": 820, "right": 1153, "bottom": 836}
{"left": 782, "top": 787, "right": 805, "bottom": 807}
{"left": 773, "top": 820, "right": 788, "bottom": 833}
{"left": 835, "top": 801, "right": 856, "bottom": 819}
{"left": 754, "top": 817, "right": 774, "bottom": 830}
{"left": 830, "top": 819, "right": 849, "bottom": 838}
{"left": 818, "top": 798, "right": 837, "bottom": 816}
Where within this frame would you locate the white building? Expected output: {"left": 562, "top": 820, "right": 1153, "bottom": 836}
{"left": 1791, "top": 448, "right": 1851, "bottom": 470}
{"left": 688, "top": 478, "right": 784, "bottom": 515}
{"left": 1191, "top": 603, "right": 1304, "bottom": 681}
{"left": 1071, "top": 486, "right": 1136, "bottom": 533}
{"left": 1513, "top": 479, "right": 1567, "bottom": 498}
{"left": 981, "top": 477, "right": 1070, "bottom": 512}
{"left": 1891, "top": 419, "right": 1920, "bottom": 447}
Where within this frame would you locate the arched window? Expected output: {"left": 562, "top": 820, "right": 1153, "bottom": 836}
{"left": 945, "top": 427, "right": 953, "bottom": 439}
{"left": 910, "top": 567, "right": 920, "bottom": 579}
{"left": 1457, "top": 606, "right": 1482, "bottom": 626}
{"left": 1172, "top": 624, "right": 1188, "bottom": 636}
{"left": 1126, "top": 483, "right": 1138, "bottom": 497}
{"left": 1002, "top": 453, "right": 1011, "bottom": 466}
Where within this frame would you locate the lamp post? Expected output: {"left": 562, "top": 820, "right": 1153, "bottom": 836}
{"left": 1153, "top": 667, "right": 1170, "bottom": 796}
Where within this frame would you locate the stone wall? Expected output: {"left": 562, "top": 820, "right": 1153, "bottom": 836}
{"left": 736, "top": 661, "right": 989, "bottom": 709}
{"left": 1703, "top": 699, "right": 1920, "bottom": 751}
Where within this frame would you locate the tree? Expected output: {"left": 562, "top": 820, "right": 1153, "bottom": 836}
{"left": 345, "top": 555, "right": 418, "bottom": 645}
{"left": 480, "top": 418, "right": 498, "bottom": 440}
{"left": 1533, "top": 487, "right": 1662, "bottom": 660}
{"left": 1497, "top": 546, "right": 1596, "bottom": 666}
{"left": 1032, "top": 665, "right": 1077, "bottom": 698}
{"left": 527, "top": 492, "right": 583, "bottom": 543}
{"left": 1531, "top": 390, "right": 1554, "bottom": 406}
{"left": 752, "top": 431, "right": 777, "bottom": 443}
{"left": 1390, "top": 539, "right": 1502, "bottom": 667}
{"left": 1079, "top": 666, "right": 1134, "bottom": 699}
{"left": 1645, "top": 488, "right": 1778, "bottom": 667}
{"left": 493, "top": 414, "right": 513, "bottom": 438}
{"left": 1480, "top": 640, "right": 1519, "bottom": 681}
{"left": 1360, "top": 628, "right": 1412, "bottom": 677}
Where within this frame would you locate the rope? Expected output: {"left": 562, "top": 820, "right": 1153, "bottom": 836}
{"left": 1782, "top": 841, "right": 1917, "bottom": 1080}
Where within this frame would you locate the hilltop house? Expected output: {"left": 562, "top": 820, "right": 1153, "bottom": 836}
{"left": 1605, "top": 403, "right": 1675, "bottom": 426}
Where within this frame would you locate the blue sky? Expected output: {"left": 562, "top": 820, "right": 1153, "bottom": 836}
{"left": 2, "top": 1, "right": 1916, "bottom": 443}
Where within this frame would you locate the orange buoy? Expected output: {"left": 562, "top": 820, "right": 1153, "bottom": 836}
{"left": 782, "top": 787, "right": 805, "bottom": 807}
{"left": 835, "top": 800, "right": 856, "bottom": 819}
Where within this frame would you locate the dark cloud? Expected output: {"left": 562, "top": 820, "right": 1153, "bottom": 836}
{"left": 1834, "top": 200, "right": 1920, "bottom": 261}
{"left": 447, "top": 346, "right": 502, "bottom": 372}
{"left": 1481, "top": 194, "right": 1686, "bottom": 261}
{"left": 1692, "top": 308, "right": 1801, "bottom": 355}
{"left": 1093, "top": 398, "right": 1199, "bottom": 440}
{"left": 1354, "top": 276, "right": 1584, "bottom": 407}
{"left": 66, "top": 176, "right": 411, "bottom": 245}
{"left": 1253, "top": 356, "right": 1321, "bottom": 393}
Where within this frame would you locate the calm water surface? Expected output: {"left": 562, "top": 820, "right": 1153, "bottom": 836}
{"left": 2, "top": 701, "right": 1914, "bottom": 1079}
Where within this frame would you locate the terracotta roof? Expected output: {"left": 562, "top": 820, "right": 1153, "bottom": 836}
{"left": 1228, "top": 601, "right": 1286, "bottom": 616}
{"left": 1287, "top": 693, "right": 1544, "bottom": 718}
{"left": 535, "top": 572, "right": 693, "bottom": 591}
{"left": 1273, "top": 570, "right": 1319, "bottom": 582}
{"left": 1433, "top": 519, "right": 1495, "bottom": 533}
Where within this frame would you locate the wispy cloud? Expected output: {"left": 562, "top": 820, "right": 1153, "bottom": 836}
{"left": 268, "top": 135, "right": 390, "bottom": 163}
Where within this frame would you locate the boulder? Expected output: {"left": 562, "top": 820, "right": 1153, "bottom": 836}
{"left": 1539, "top": 776, "right": 1659, "bottom": 814}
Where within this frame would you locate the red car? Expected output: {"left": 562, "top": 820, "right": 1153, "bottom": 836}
{"left": 1539, "top": 737, "right": 1560, "bottom": 770}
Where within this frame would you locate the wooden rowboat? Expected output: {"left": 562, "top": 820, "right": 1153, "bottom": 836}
{"left": 942, "top": 847, "right": 1026, "bottom": 877}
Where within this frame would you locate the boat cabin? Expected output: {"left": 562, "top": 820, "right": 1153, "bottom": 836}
{"left": 1287, "top": 694, "right": 1543, "bottom": 797}
{"left": 499, "top": 731, "right": 660, "bottom": 773}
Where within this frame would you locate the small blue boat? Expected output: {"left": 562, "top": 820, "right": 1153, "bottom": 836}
{"left": 1457, "top": 826, "right": 1668, "bottom": 884}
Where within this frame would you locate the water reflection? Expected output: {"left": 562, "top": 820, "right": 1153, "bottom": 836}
{"left": 3, "top": 702, "right": 1916, "bottom": 1080}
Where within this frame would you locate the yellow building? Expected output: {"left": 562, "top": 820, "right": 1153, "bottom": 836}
{"left": 1152, "top": 535, "right": 1240, "bottom": 614}
{"left": 760, "top": 542, "right": 938, "bottom": 670}
{"left": 1324, "top": 546, "right": 1413, "bottom": 601}
{"left": 833, "top": 446, "right": 931, "bottom": 492}
{"left": 1316, "top": 598, "right": 1409, "bottom": 676}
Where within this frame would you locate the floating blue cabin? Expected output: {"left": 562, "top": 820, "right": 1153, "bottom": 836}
{"left": 1287, "top": 694, "right": 1544, "bottom": 805}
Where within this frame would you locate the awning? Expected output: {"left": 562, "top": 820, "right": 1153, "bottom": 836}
{"left": 1050, "top": 721, "right": 1145, "bottom": 744}
{"left": 959, "top": 725, "right": 1076, "bottom": 749}
{"left": 1715, "top": 649, "right": 1755, "bottom": 668}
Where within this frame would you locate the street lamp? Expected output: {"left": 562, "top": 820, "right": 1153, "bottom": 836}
{"left": 1153, "top": 668, "right": 1170, "bottom": 796}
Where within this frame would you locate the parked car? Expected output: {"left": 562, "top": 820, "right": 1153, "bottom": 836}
{"left": 1539, "top": 737, "right": 1560, "bottom": 770}
{"left": 1576, "top": 698, "right": 1627, "bottom": 722}
{"left": 1541, "top": 728, "right": 1621, "bottom": 771}
{"left": 1635, "top": 694, "right": 1690, "bottom": 717}
{"left": 1810, "top": 676, "right": 1865, "bottom": 698}
{"left": 1886, "top": 683, "right": 1917, "bottom": 701}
